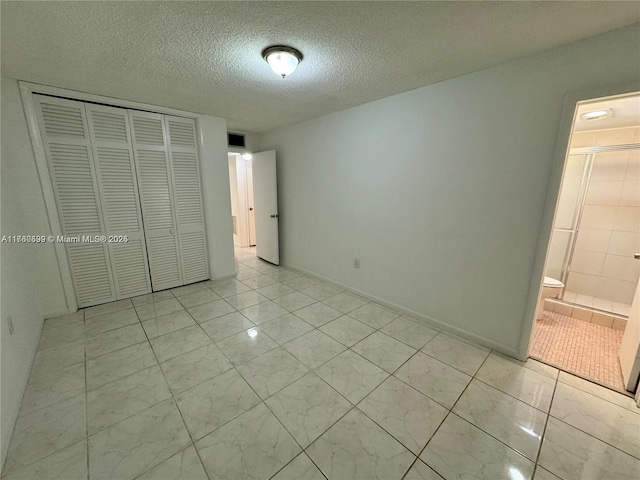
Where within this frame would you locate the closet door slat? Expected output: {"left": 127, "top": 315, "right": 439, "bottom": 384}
{"left": 129, "top": 111, "right": 183, "bottom": 291}
{"left": 166, "top": 116, "right": 209, "bottom": 284}
{"left": 34, "top": 95, "right": 116, "bottom": 307}
{"left": 86, "top": 104, "right": 152, "bottom": 299}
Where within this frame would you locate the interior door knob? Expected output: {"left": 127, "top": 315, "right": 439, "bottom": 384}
{"left": 634, "top": 253, "right": 640, "bottom": 260}
{"left": 270, "top": 214, "right": 279, "bottom": 218}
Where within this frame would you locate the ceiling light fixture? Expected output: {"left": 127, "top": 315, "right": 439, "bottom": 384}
{"left": 580, "top": 109, "right": 613, "bottom": 121}
{"left": 262, "top": 45, "right": 303, "bottom": 78}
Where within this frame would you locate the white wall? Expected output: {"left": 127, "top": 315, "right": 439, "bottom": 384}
{"left": 259, "top": 24, "right": 640, "bottom": 355}
{"left": 229, "top": 156, "right": 241, "bottom": 245}
{"left": 1, "top": 77, "right": 67, "bottom": 465}
{"left": 199, "top": 115, "right": 236, "bottom": 279}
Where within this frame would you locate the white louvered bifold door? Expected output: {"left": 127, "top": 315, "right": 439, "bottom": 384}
{"left": 129, "top": 111, "right": 183, "bottom": 291}
{"left": 86, "top": 104, "right": 152, "bottom": 299}
{"left": 165, "top": 116, "right": 209, "bottom": 284}
{"left": 34, "top": 95, "right": 117, "bottom": 307}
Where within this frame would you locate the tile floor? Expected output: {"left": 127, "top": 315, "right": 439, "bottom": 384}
{"left": 3, "top": 248, "right": 640, "bottom": 480}
{"left": 531, "top": 310, "right": 626, "bottom": 392}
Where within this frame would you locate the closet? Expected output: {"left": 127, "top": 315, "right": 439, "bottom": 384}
{"left": 34, "top": 94, "right": 209, "bottom": 308}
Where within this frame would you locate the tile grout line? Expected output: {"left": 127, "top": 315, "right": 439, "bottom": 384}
{"left": 531, "top": 373, "right": 560, "bottom": 479}
{"left": 232, "top": 365, "right": 335, "bottom": 480}
{"left": 410, "top": 353, "right": 494, "bottom": 479}
{"left": 0, "top": 314, "right": 87, "bottom": 476}
{"left": 234, "top": 254, "right": 455, "bottom": 477}
{"left": 158, "top": 273, "right": 327, "bottom": 478}
{"left": 533, "top": 354, "right": 635, "bottom": 399}
{"left": 548, "top": 413, "right": 640, "bottom": 462}
{"left": 91, "top": 293, "right": 211, "bottom": 478}
{"left": 290, "top": 318, "right": 446, "bottom": 478}
{"left": 83, "top": 309, "right": 90, "bottom": 480}
{"left": 4, "top": 265, "right": 240, "bottom": 476}
{"left": 133, "top": 302, "right": 213, "bottom": 480}
{"left": 219, "top": 261, "right": 388, "bottom": 478}
{"left": 198, "top": 266, "right": 338, "bottom": 477}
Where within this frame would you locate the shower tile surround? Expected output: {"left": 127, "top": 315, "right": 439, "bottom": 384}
{"left": 544, "top": 298, "right": 627, "bottom": 331}
{"left": 3, "top": 247, "right": 639, "bottom": 480}
{"left": 549, "top": 127, "right": 640, "bottom": 316}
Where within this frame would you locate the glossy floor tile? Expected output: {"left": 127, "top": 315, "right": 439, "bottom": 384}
{"left": 358, "top": 376, "right": 448, "bottom": 455}
{"left": 453, "top": 379, "right": 547, "bottom": 460}
{"left": 195, "top": 403, "right": 300, "bottom": 480}
{"left": 475, "top": 353, "right": 556, "bottom": 412}
{"left": 538, "top": 418, "right": 640, "bottom": 480}
{"left": 319, "top": 315, "right": 376, "bottom": 347}
{"left": 421, "top": 332, "right": 490, "bottom": 376}
{"left": 351, "top": 331, "right": 417, "bottom": 373}
{"left": 236, "top": 347, "right": 309, "bottom": 399}
{"left": 307, "top": 408, "right": 415, "bottom": 480}
{"left": 421, "top": 414, "right": 535, "bottom": 480}
{"left": 315, "top": 350, "right": 389, "bottom": 403}
{"left": 271, "top": 452, "right": 326, "bottom": 480}
{"left": 88, "top": 399, "right": 190, "bottom": 480}
{"left": 258, "top": 312, "right": 314, "bottom": 343}
{"left": 265, "top": 373, "right": 351, "bottom": 448}
{"left": 395, "top": 351, "right": 472, "bottom": 408}
{"left": 4, "top": 246, "right": 639, "bottom": 480}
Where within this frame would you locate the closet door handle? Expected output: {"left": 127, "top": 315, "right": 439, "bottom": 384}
{"left": 169, "top": 229, "right": 175, "bottom": 234}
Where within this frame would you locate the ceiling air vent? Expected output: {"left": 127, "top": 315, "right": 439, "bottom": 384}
{"left": 228, "top": 132, "right": 246, "bottom": 148}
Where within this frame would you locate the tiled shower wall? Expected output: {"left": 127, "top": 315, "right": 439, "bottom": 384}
{"left": 564, "top": 127, "right": 640, "bottom": 308}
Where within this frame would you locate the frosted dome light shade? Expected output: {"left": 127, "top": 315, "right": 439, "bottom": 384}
{"left": 580, "top": 109, "right": 613, "bottom": 121}
{"left": 266, "top": 51, "right": 298, "bottom": 77}
{"left": 262, "top": 46, "right": 302, "bottom": 78}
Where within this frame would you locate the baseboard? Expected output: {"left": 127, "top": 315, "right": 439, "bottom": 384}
{"left": 281, "top": 261, "right": 519, "bottom": 358}
{"left": 210, "top": 271, "right": 237, "bottom": 281}
{"left": 43, "top": 308, "right": 76, "bottom": 319}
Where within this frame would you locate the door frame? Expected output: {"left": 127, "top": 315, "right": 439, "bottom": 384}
{"left": 19, "top": 81, "right": 206, "bottom": 314}
{"left": 519, "top": 81, "right": 640, "bottom": 360}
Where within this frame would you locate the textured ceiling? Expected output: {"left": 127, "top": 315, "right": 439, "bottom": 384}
{"left": 2, "top": 1, "right": 639, "bottom": 132}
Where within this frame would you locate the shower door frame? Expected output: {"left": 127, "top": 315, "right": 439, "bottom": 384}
{"left": 553, "top": 152, "right": 595, "bottom": 288}
{"left": 560, "top": 144, "right": 640, "bottom": 314}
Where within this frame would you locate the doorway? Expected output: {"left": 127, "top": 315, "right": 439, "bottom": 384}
{"left": 531, "top": 92, "right": 640, "bottom": 394}
{"left": 228, "top": 153, "right": 256, "bottom": 249}
{"left": 227, "top": 150, "right": 280, "bottom": 265}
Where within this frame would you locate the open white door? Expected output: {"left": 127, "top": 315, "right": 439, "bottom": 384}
{"left": 620, "top": 276, "right": 640, "bottom": 392}
{"left": 251, "top": 150, "right": 279, "bottom": 264}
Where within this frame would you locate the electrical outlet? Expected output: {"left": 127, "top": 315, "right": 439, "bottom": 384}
{"left": 354, "top": 258, "right": 360, "bottom": 269}
{"left": 7, "top": 316, "right": 14, "bottom": 335}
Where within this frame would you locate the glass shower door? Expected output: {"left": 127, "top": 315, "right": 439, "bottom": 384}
{"left": 546, "top": 154, "right": 591, "bottom": 284}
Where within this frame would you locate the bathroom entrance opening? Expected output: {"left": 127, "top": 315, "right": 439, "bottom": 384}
{"left": 530, "top": 92, "right": 640, "bottom": 397}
